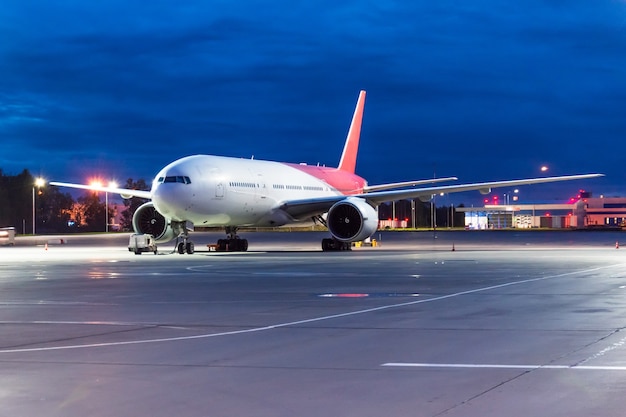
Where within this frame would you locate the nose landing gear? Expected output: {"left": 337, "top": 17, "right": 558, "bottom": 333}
{"left": 177, "top": 240, "right": 195, "bottom": 254}
{"left": 173, "top": 221, "right": 195, "bottom": 254}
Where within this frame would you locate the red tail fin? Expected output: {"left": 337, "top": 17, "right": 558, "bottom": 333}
{"left": 338, "top": 90, "right": 366, "bottom": 173}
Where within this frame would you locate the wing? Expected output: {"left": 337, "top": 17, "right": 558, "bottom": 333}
{"left": 280, "top": 173, "right": 603, "bottom": 220}
{"left": 361, "top": 173, "right": 604, "bottom": 205}
{"left": 50, "top": 181, "right": 152, "bottom": 199}
{"left": 363, "top": 176, "right": 458, "bottom": 192}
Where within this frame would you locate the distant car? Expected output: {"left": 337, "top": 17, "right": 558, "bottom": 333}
{"left": 128, "top": 234, "right": 157, "bottom": 255}
{"left": 0, "top": 227, "right": 16, "bottom": 246}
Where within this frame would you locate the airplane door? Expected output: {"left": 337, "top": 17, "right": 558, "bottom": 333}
{"left": 216, "top": 182, "right": 224, "bottom": 198}
{"left": 255, "top": 173, "right": 267, "bottom": 200}
{"left": 210, "top": 168, "right": 224, "bottom": 199}
{"left": 251, "top": 171, "right": 270, "bottom": 213}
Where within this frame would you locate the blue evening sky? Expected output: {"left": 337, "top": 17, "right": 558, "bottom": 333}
{"left": 1, "top": 0, "right": 625, "bottom": 205}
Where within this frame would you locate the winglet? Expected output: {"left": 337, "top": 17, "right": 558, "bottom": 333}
{"left": 338, "top": 90, "right": 366, "bottom": 173}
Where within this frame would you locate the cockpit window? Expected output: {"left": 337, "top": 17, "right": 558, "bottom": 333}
{"left": 163, "top": 176, "right": 191, "bottom": 184}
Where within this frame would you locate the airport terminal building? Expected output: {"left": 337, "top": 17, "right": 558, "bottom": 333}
{"left": 456, "top": 196, "right": 626, "bottom": 229}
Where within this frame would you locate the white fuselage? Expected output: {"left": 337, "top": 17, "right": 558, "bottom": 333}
{"left": 150, "top": 155, "right": 365, "bottom": 227}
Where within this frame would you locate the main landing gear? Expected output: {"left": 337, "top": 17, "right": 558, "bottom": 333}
{"left": 321, "top": 238, "right": 352, "bottom": 251}
{"left": 216, "top": 226, "right": 248, "bottom": 252}
{"left": 313, "top": 215, "right": 352, "bottom": 252}
{"left": 174, "top": 226, "right": 247, "bottom": 254}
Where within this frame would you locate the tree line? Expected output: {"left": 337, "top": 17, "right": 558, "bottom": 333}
{"left": 0, "top": 169, "right": 148, "bottom": 234}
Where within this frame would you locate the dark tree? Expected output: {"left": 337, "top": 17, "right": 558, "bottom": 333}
{"left": 120, "top": 178, "right": 150, "bottom": 231}
{"left": 36, "top": 186, "right": 75, "bottom": 233}
{"left": 414, "top": 199, "right": 431, "bottom": 227}
{"left": 77, "top": 193, "right": 106, "bottom": 232}
{"left": 0, "top": 169, "right": 40, "bottom": 233}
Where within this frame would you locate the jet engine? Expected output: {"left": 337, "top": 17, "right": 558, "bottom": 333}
{"left": 327, "top": 197, "right": 378, "bottom": 242}
{"left": 132, "top": 202, "right": 177, "bottom": 243}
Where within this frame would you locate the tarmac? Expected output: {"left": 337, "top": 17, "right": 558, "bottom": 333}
{"left": 1, "top": 230, "right": 626, "bottom": 417}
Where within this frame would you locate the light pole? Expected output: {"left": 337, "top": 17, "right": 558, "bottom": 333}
{"left": 32, "top": 177, "right": 45, "bottom": 235}
{"left": 90, "top": 179, "right": 116, "bottom": 232}
{"left": 105, "top": 189, "right": 108, "bottom": 232}
{"left": 504, "top": 189, "right": 519, "bottom": 205}
{"left": 105, "top": 181, "right": 117, "bottom": 233}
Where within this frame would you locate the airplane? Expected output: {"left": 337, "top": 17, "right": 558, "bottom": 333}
{"left": 52, "top": 91, "right": 603, "bottom": 253}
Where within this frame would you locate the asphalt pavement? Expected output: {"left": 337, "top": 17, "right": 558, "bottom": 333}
{"left": 1, "top": 231, "right": 625, "bottom": 417}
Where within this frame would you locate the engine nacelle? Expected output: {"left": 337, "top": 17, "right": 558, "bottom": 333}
{"left": 132, "top": 202, "right": 176, "bottom": 243}
{"left": 327, "top": 197, "right": 378, "bottom": 242}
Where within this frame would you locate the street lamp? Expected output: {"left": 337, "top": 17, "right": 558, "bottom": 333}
{"left": 32, "top": 177, "right": 45, "bottom": 235}
{"left": 89, "top": 179, "right": 116, "bottom": 232}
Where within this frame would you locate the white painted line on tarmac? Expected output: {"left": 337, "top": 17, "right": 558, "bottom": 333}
{"left": 381, "top": 363, "right": 626, "bottom": 371}
{"left": 1, "top": 263, "right": 624, "bottom": 354}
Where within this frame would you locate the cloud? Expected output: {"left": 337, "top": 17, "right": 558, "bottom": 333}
{"left": 0, "top": 0, "right": 624, "bottom": 202}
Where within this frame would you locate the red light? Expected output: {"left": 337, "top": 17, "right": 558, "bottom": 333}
{"left": 546, "top": 213, "right": 551, "bottom": 217}
{"left": 484, "top": 199, "right": 489, "bottom": 203}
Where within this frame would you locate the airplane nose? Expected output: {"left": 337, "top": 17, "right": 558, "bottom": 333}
{"left": 152, "top": 183, "right": 174, "bottom": 216}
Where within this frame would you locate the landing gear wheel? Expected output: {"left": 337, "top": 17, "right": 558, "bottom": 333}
{"left": 216, "top": 238, "right": 248, "bottom": 252}
{"left": 321, "top": 238, "right": 352, "bottom": 252}
{"left": 232, "top": 238, "right": 248, "bottom": 252}
{"left": 177, "top": 242, "right": 185, "bottom": 254}
{"left": 186, "top": 242, "right": 194, "bottom": 254}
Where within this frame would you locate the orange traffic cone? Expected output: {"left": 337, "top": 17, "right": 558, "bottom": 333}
{"left": 616, "top": 241, "right": 619, "bottom": 249}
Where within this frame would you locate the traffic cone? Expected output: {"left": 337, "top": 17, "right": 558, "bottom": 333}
{"left": 616, "top": 241, "right": 619, "bottom": 249}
